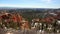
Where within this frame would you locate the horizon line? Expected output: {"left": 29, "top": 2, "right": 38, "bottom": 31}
{"left": 0, "top": 6, "right": 60, "bottom": 9}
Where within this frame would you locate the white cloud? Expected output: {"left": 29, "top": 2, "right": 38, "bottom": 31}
{"left": 42, "top": 0, "right": 52, "bottom": 3}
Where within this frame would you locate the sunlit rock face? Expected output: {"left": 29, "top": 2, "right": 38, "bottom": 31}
{"left": 57, "top": 20, "right": 60, "bottom": 24}
{"left": 20, "top": 20, "right": 30, "bottom": 30}
{"left": 6, "top": 32, "right": 13, "bottom": 34}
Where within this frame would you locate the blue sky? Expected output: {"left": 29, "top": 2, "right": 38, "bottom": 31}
{"left": 0, "top": 0, "right": 60, "bottom": 8}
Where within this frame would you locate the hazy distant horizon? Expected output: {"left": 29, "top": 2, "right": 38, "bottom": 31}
{"left": 0, "top": 5, "right": 60, "bottom": 9}
{"left": 0, "top": 7, "right": 60, "bottom": 9}
{"left": 0, "top": 0, "right": 60, "bottom": 8}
